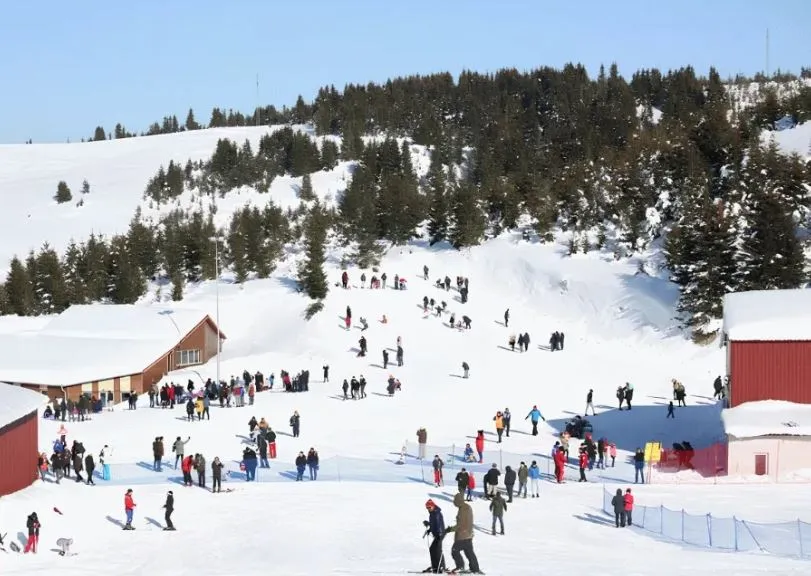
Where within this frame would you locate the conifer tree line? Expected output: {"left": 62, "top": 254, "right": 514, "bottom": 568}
{"left": 6, "top": 63, "right": 811, "bottom": 335}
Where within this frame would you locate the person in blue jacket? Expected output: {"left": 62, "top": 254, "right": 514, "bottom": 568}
{"left": 528, "top": 460, "right": 541, "bottom": 497}
{"left": 525, "top": 405, "right": 545, "bottom": 436}
{"left": 423, "top": 499, "right": 446, "bottom": 573}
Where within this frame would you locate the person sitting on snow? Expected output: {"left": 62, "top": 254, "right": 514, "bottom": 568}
{"left": 463, "top": 443, "right": 477, "bottom": 462}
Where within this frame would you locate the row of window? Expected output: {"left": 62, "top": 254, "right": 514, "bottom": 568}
{"left": 176, "top": 349, "right": 201, "bottom": 367}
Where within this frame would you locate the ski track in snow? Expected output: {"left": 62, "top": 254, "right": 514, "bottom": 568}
{"left": 0, "top": 126, "right": 808, "bottom": 575}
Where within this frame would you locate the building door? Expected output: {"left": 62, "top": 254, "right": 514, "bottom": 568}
{"left": 754, "top": 454, "right": 768, "bottom": 476}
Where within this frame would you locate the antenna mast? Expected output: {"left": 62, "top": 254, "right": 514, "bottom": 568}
{"left": 256, "top": 73, "right": 260, "bottom": 126}
{"left": 766, "top": 28, "right": 770, "bottom": 78}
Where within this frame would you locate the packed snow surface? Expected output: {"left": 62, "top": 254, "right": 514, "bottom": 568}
{"left": 722, "top": 400, "right": 811, "bottom": 439}
{"left": 0, "top": 382, "right": 47, "bottom": 429}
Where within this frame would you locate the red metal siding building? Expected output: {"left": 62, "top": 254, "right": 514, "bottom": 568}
{"left": 0, "top": 383, "right": 45, "bottom": 496}
{"left": 728, "top": 341, "right": 811, "bottom": 407}
{"left": 723, "top": 289, "right": 811, "bottom": 408}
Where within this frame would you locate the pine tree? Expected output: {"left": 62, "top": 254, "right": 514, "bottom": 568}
{"left": 320, "top": 140, "right": 339, "bottom": 170}
{"left": 449, "top": 179, "right": 486, "bottom": 249}
{"left": 127, "top": 209, "right": 159, "bottom": 278}
{"left": 55, "top": 181, "right": 72, "bottom": 203}
{"left": 81, "top": 179, "right": 90, "bottom": 195}
{"left": 226, "top": 213, "right": 250, "bottom": 283}
{"left": 34, "top": 243, "right": 69, "bottom": 314}
{"left": 92, "top": 126, "right": 106, "bottom": 141}
{"left": 107, "top": 236, "right": 145, "bottom": 304}
{"left": 82, "top": 234, "right": 110, "bottom": 301}
{"left": 160, "top": 220, "right": 186, "bottom": 299}
{"left": 426, "top": 150, "right": 449, "bottom": 244}
{"left": 4, "top": 256, "right": 35, "bottom": 315}
{"left": 337, "top": 165, "right": 383, "bottom": 266}
{"left": 299, "top": 174, "right": 315, "bottom": 201}
{"left": 298, "top": 200, "right": 330, "bottom": 300}
{"left": 185, "top": 108, "right": 200, "bottom": 131}
{"left": 63, "top": 240, "right": 87, "bottom": 304}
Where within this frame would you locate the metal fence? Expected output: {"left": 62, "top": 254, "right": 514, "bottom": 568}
{"left": 601, "top": 488, "right": 811, "bottom": 558}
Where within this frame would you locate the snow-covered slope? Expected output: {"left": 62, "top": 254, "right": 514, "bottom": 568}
{"left": 763, "top": 120, "right": 811, "bottom": 161}
{"left": 0, "top": 125, "right": 804, "bottom": 575}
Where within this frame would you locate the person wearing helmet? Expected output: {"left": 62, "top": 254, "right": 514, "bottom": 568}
{"left": 422, "top": 499, "right": 446, "bottom": 573}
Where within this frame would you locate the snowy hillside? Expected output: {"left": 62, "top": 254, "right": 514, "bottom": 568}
{"left": 725, "top": 77, "right": 811, "bottom": 112}
{"left": 0, "top": 124, "right": 809, "bottom": 575}
{"left": 763, "top": 120, "right": 811, "bottom": 161}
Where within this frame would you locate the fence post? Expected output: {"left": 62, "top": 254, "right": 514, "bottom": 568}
{"left": 707, "top": 514, "right": 712, "bottom": 547}
{"left": 660, "top": 505, "right": 664, "bottom": 534}
{"left": 799, "top": 519, "right": 804, "bottom": 558}
{"left": 681, "top": 509, "right": 685, "bottom": 542}
{"left": 420, "top": 457, "right": 425, "bottom": 483}
{"left": 733, "top": 516, "right": 738, "bottom": 551}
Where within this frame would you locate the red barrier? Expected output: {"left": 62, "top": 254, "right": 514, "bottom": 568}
{"left": 655, "top": 442, "right": 727, "bottom": 477}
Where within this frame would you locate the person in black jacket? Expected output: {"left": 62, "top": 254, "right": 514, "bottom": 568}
{"left": 455, "top": 468, "right": 469, "bottom": 494}
{"left": 503, "top": 465, "right": 516, "bottom": 502}
{"left": 211, "top": 457, "right": 224, "bottom": 493}
{"left": 484, "top": 464, "right": 500, "bottom": 500}
{"left": 163, "top": 491, "right": 175, "bottom": 530}
{"left": 72, "top": 451, "right": 84, "bottom": 483}
{"left": 611, "top": 488, "right": 625, "bottom": 527}
{"left": 423, "top": 499, "right": 446, "bottom": 573}
{"left": 84, "top": 453, "right": 96, "bottom": 485}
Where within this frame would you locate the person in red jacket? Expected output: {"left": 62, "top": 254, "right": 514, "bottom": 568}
{"left": 181, "top": 455, "right": 194, "bottom": 486}
{"left": 554, "top": 448, "right": 566, "bottom": 483}
{"left": 124, "top": 489, "right": 136, "bottom": 530}
{"left": 466, "top": 473, "right": 476, "bottom": 501}
{"left": 578, "top": 448, "right": 588, "bottom": 482}
{"left": 623, "top": 488, "right": 634, "bottom": 526}
{"left": 475, "top": 430, "right": 485, "bottom": 463}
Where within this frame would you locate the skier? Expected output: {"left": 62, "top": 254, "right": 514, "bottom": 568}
{"left": 503, "top": 465, "right": 516, "bottom": 502}
{"left": 448, "top": 493, "right": 481, "bottom": 574}
{"left": 24, "top": 512, "right": 40, "bottom": 553}
{"left": 163, "top": 491, "right": 175, "bottom": 530}
{"left": 528, "top": 460, "right": 541, "bottom": 497}
{"left": 585, "top": 389, "right": 595, "bottom": 416}
{"left": 525, "top": 405, "right": 545, "bottom": 436}
{"left": 432, "top": 455, "right": 444, "bottom": 487}
{"left": 462, "top": 362, "right": 470, "bottom": 378}
{"left": 611, "top": 488, "right": 625, "bottom": 527}
{"left": 123, "top": 489, "right": 136, "bottom": 529}
{"left": 517, "top": 462, "right": 528, "bottom": 498}
{"left": 211, "top": 457, "right": 224, "bottom": 493}
{"left": 489, "top": 491, "right": 507, "bottom": 535}
{"left": 503, "top": 308, "right": 509, "bottom": 327}
{"left": 423, "top": 499, "right": 446, "bottom": 573}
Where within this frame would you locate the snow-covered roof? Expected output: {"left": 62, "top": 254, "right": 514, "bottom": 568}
{"left": 0, "top": 382, "right": 48, "bottom": 429}
{"left": 723, "top": 289, "right": 811, "bottom": 341}
{"left": 722, "top": 400, "right": 811, "bottom": 438}
{"left": 0, "top": 305, "right": 217, "bottom": 386}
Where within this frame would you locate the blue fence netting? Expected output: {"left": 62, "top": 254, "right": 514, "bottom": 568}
{"left": 601, "top": 488, "right": 811, "bottom": 559}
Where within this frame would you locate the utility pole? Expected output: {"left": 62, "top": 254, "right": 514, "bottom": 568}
{"left": 766, "top": 28, "right": 770, "bottom": 78}
{"left": 256, "top": 73, "right": 260, "bottom": 126}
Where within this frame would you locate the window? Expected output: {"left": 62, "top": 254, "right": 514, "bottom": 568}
{"left": 754, "top": 453, "right": 768, "bottom": 476}
{"left": 176, "top": 349, "right": 201, "bottom": 367}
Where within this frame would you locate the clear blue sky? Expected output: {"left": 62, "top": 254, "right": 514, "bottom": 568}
{"left": 2, "top": 0, "right": 809, "bottom": 144}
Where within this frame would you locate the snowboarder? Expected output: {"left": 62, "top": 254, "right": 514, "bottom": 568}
{"left": 423, "top": 499, "right": 446, "bottom": 573}
{"left": 462, "top": 362, "right": 470, "bottom": 378}
{"left": 432, "top": 455, "right": 444, "bottom": 487}
{"left": 448, "top": 493, "right": 480, "bottom": 574}
{"left": 585, "top": 389, "right": 595, "bottom": 416}
{"left": 123, "top": 489, "right": 136, "bottom": 529}
{"left": 489, "top": 491, "right": 507, "bottom": 535}
{"left": 24, "top": 512, "right": 40, "bottom": 553}
{"left": 163, "top": 491, "right": 175, "bottom": 530}
{"left": 503, "top": 308, "right": 509, "bottom": 327}
{"left": 611, "top": 488, "right": 626, "bottom": 527}
{"left": 525, "top": 405, "right": 545, "bottom": 436}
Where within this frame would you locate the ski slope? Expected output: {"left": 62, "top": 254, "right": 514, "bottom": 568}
{"left": 0, "top": 126, "right": 807, "bottom": 575}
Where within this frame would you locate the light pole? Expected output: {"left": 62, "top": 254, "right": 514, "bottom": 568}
{"left": 214, "top": 232, "right": 221, "bottom": 386}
